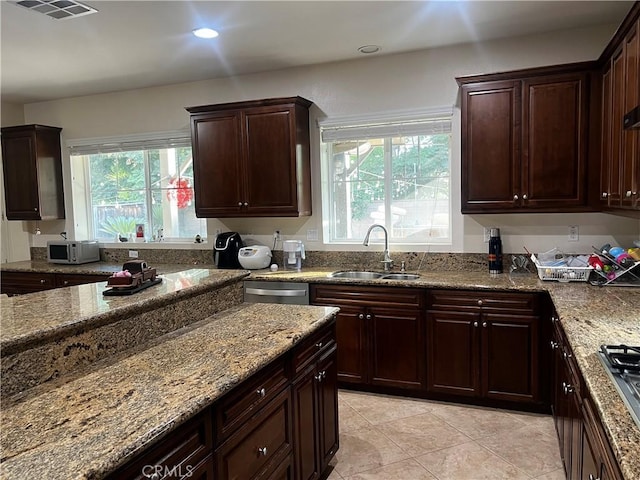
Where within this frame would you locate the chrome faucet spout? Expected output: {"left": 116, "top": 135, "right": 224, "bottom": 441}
{"left": 363, "top": 224, "right": 393, "bottom": 271}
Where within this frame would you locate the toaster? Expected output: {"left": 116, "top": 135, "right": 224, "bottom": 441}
{"left": 238, "top": 245, "right": 273, "bottom": 270}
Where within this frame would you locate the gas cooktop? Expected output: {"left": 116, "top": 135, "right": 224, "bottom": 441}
{"left": 598, "top": 345, "right": 640, "bottom": 429}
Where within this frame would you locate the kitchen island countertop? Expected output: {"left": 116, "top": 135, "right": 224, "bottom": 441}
{"left": 1, "top": 302, "right": 338, "bottom": 480}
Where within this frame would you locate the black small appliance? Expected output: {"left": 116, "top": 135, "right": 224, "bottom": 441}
{"left": 214, "top": 232, "right": 244, "bottom": 269}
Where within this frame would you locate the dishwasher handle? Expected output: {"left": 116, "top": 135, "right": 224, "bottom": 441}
{"left": 245, "top": 287, "right": 307, "bottom": 297}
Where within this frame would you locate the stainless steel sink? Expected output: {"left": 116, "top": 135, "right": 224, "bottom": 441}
{"left": 328, "top": 271, "right": 420, "bottom": 280}
{"left": 328, "top": 271, "right": 385, "bottom": 279}
{"left": 381, "top": 273, "right": 420, "bottom": 280}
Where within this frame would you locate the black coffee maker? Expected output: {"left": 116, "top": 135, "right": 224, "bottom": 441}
{"left": 214, "top": 232, "right": 244, "bottom": 269}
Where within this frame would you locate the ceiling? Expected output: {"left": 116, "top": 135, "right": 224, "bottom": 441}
{"left": 1, "top": 1, "right": 634, "bottom": 104}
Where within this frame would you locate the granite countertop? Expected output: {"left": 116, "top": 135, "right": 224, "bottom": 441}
{"left": 1, "top": 268, "right": 249, "bottom": 357}
{"left": 0, "top": 303, "right": 339, "bottom": 480}
{"left": 248, "top": 268, "right": 640, "bottom": 480}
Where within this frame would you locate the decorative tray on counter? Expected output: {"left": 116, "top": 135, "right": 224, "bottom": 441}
{"left": 103, "top": 260, "right": 162, "bottom": 296}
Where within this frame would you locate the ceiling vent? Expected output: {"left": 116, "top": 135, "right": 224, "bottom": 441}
{"left": 12, "top": 0, "right": 97, "bottom": 20}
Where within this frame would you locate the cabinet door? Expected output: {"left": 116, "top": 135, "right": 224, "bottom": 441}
{"left": 369, "top": 307, "right": 425, "bottom": 390}
{"left": 244, "top": 107, "right": 299, "bottom": 215}
{"left": 1, "top": 133, "right": 41, "bottom": 220}
{"left": 621, "top": 22, "right": 639, "bottom": 209}
{"left": 460, "top": 81, "right": 521, "bottom": 212}
{"left": 333, "top": 306, "right": 367, "bottom": 385}
{"left": 426, "top": 310, "right": 480, "bottom": 397}
{"left": 522, "top": 73, "right": 588, "bottom": 208}
{"left": 600, "top": 64, "right": 613, "bottom": 206}
{"left": 190, "top": 112, "right": 244, "bottom": 217}
{"left": 609, "top": 47, "right": 626, "bottom": 205}
{"left": 481, "top": 313, "right": 539, "bottom": 403}
{"left": 317, "top": 346, "right": 339, "bottom": 474}
{"left": 292, "top": 364, "right": 320, "bottom": 480}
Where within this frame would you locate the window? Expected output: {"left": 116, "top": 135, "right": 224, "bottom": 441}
{"left": 320, "top": 109, "right": 452, "bottom": 245}
{"left": 69, "top": 132, "right": 206, "bottom": 242}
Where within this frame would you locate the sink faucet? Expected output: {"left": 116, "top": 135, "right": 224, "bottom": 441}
{"left": 363, "top": 224, "right": 393, "bottom": 271}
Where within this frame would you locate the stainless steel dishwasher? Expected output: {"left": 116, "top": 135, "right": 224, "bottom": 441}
{"left": 243, "top": 280, "right": 310, "bottom": 305}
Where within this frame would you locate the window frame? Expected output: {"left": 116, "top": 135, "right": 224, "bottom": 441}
{"left": 319, "top": 107, "right": 454, "bottom": 247}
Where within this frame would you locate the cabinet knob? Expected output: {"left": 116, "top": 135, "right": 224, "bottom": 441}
{"left": 522, "top": 194, "right": 528, "bottom": 200}
{"left": 315, "top": 342, "right": 323, "bottom": 349}
{"left": 563, "top": 351, "right": 572, "bottom": 359}
{"left": 473, "top": 321, "right": 479, "bottom": 327}
{"left": 34, "top": 207, "right": 38, "bottom": 211}
{"left": 243, "top": 202, "right": 249, "bottom": 206}
{"left": 314, "top": 370, "right": 326, "bottom": 382}
{"left": 365, "top": 314, "right": 372, "bottom": 320}
{"left": 257, "top": 446, "right": 268, "bottom": 456}
{"left": 256, "top": 387, "right": 266, "bottom": 397}
{"left": 358, "top": 313, "right": 364, "bottom": 320}
{"left": 482, "top": 322, "right": 487, "bottom": 328}
{"left": 602, "top": 192, "right": 608, "bottom": 198}
{"left": 477, "top": 299, "right": 483, "bottom": 306}
{"left": 513, "top": 194, "right": 519, "bottom": 201}
{"left": 589, "top": 474, "right": 601, "bottom": 480}
{"left": 563, "top": 382, "right": 574, "bottom": 395}
{"left": 63, "top": 280, "right": 69, "bottom": 285}
{"left": 238, "top": 202, "right": 243, "bottom": 206}
{"left": 626, "top": 191, "right": 632, "bottom": 198}
{"left": 550, "top": 340, "right": 559, "bottom": 350}
{"left": 145, "top": 474, "right": 160, "bottom": 480}
{"left": 40, "top": 279, "right": 46, "bottom": 284}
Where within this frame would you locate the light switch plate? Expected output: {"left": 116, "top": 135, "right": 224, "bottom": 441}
{"left": 128, "top": 250, "right": 139, "bottom": 258}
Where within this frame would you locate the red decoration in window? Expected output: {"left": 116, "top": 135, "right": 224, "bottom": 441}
{"left": 166, "top": 177, "right": 193, "bottom": 209}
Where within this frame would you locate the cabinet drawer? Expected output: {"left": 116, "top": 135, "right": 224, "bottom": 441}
{"left": 107, "top": 409, "right": 212, "bottom": 480}
{"left": 215, "top": 357, "right": 288, "bottom": 442}
{"left": 216, "top": 388, "right": 292, "bottom": 480}
{"left": 291, "top": 322, "right": 336, "bottom": 375}
{"left": 311, "top": 284, "right": 424, "bottom": 308}
{"left": 428, "top": 289, "right": 540, "bottom": 314}
{"left": 0, "top": 271, "right": 56, "bottom": 295}
{"left": 56, "top": 273, "right": 111, "bottom": 287}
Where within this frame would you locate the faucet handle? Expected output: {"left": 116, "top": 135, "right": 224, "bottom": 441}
{"left": 400, "top": 261, "right": 406, "bottom": 272}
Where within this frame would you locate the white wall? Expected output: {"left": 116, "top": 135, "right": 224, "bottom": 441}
{"left": 0, "top": 102, "right": 31, "bottom": 262}
{"left": 19, "top": 23, "right": 640, "bottom": 254}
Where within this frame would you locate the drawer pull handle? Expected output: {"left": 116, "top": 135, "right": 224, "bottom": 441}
{"left": 257, "top": 446, "right": 268, "bottom": 456}
{"left": 256, "top": 387, "right": 266, "bottom": 397}
{"left": 315, "top": 342, "right": 323, "bottom": 349}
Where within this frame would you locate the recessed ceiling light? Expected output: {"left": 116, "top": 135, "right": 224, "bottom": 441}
{"left": 193, "top": 27, "right": 219, "bottom": 39}
{"left": 358, "top": 45, "right": 380, "bottom": 54}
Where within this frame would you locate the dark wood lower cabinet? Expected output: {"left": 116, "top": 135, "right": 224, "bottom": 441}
{"left": 426, "top": 290, "right": 542, "bottom": 405}
{"left": 549, "top": 315, "right": 623, "bottom": 480}
{"left": 310, "top": 284, "right": 425, "bottom": 391}
{"left": 107, "top": 318, "right": 338, "bottom": 480}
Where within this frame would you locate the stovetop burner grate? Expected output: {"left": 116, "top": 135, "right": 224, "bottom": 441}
{"left": 600, "top": 345, "right": 640, "bottom": 373}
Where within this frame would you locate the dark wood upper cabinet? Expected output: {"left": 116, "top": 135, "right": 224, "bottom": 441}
{"left": 1, "top": 124, "right": 65, "bottom": 220}
{"left": 186, "top": 97, "right": 312, "bottom": 218}
{"left": 458, "top": 66, "right": 591, "bottom": 213}
{"left": 599, "top": 5, "right": 640, "bottom": 214}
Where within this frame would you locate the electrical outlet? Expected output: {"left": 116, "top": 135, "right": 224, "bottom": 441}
{"left": 483, "top": 227, "right": 491, "bottom": 243}
{"left": 128, "top": 250, "right": 138, "bottom": 258}
{"left": 568, "top": 225, "right": 579, "bottom": 242}
{"left": 307, "top": 229, "right": 318, "bottom": 241}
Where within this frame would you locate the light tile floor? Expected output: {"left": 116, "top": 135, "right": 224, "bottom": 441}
{"left": 328, "top": 390, "right": 564, "bottom": 480}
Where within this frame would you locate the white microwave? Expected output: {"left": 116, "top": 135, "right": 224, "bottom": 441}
{"left": 47, "top": 240, "right": 100, "bottom": 264}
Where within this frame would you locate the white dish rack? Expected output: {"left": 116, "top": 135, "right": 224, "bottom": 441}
{"left": 530, "top": 254, "right": 592, "bottom": 282}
